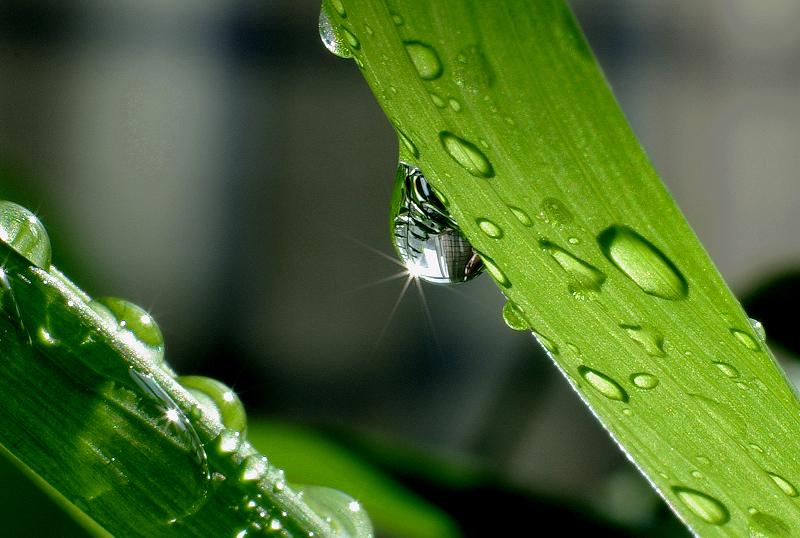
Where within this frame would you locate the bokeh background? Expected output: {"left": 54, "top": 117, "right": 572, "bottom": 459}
{"left": 1, "top": 0, "right": 799, "bottom": 535}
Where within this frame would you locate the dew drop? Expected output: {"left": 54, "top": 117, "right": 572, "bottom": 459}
{"left": 439, "top": 132, "right": 494, "bottom": 178}
{"left": 240, "top": 455, "right": 268, "bottom": 482}
{"left": 749, "top": 318, "right": 766, "bottom": 342}
{"left": 364, "top": 25, "right": 373, "bottom": 36}
{"left": 391, "top": 13, "right": 404, "bottom": 26}
{"left": 297, "top": 486, "right": 374, "bottom": 538}
{"left": 502, "top": 301, "right": 528, "bottom": 331}
{"left": 540, "top": 240, "right": 606, "bottom": 293}
{"left": 748, "top": 511, "right": 790, "bottom": 538}
{"left": 508, "top": 206, "right": 532, "bottom": 226}
{"left": 396, "top": 129, "right": 419, "bottom": 158}
{"left": 318, "top": 6, "right": 352, "bottom": 58}
{"left": 453, "top": 44, "right": 494, "bottom": 94}
{"left": 476, "top": 218, "right": 503, "bottom": 238}
{"left": 578, "top": 366, "right": 628, "bottom": 402}
{"left": 620, "top": 324, "right": 665, "bottom": 357}
{"left": 532, "top": 331, "right": 559, "bottom": 355}
{"left": 448, "top": 98, "right": 461, "bottom": 112}
{"left": 403, "top": 41, "right": 443, "bottom": 80}
{"left": 630, "top": 372, "right": 659, "bottom": 390}
{"left": 215, "top": 430, "right": 242, "bottom": 456}
{"left": 430, "top": 92, "right": 446, "bottom": 108}
{"left": 672, "top": 487, "right": 729, "bottom": 525}
{"left": 341, "top": 27, "right": 360, "bottom": 51}
{"left": 92, "top": 297, "right": 165, "bottom": 365}
{"left": 598, "top": 225, "right": 688, "bottom": 300}
{"left": 329, "top": 0, "right": 346, "bottom": 17}
{"left": 767, "top": 472, "right": 798, "bottom": 497}
{"left": 178, "top": 376, "right": 247, "bottom": 435}
{"left": 731, "top": 328, "right": 760, "bottom": 351}
{"left": 479, "top": 254, "right": 510, "bottom": 288}
{"left": 712, "top": 361, "right": 739, "bottom": 379}
{"left": 0, "top": 201, "right": 51, "bottom": 268}
{"left": 537, "top": 197, "right": 573, "bottom": 225}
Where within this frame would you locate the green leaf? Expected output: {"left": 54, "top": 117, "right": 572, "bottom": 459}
{"left": 327, "top": 0, "right": 800, "bottom": 534}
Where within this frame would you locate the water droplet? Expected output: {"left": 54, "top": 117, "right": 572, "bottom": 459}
{"left": 598, "top": 225, "right": 688, "bottom": 300}
{"left": 502, "top": 301, "right": 528, "bottom": 331}
{"left": 620, "top": 324, "right": 665, "bottom": 357}
{"left": 430, "top": 93, "right": 446, "bottom": 108}
{"left": 531, "top": 331, "right": 558, "bottom": 355}
{"left": 749, "top": 511, "right": 790, "bottom": 538}
{"left": 298, "top": 486, "right": 374, "bottom": 538}
{"left": 0, "top": 201, "right": 51, "bottom": 268}
{"left": 215, "top": 430, "right": 242, "bottom": 456}
{"left": 396, "top": 129, "right": 419, "bottom": 158}
{"left": 672, "top": 487, "right": 729, "bottom": 525}
{"left": 391, "top": 13, "right": 404, "bottom": 26}
{"left": 91, "top": 297, "right": 165, "bottom": 365}
{"left": 341, "top": 27, "right": 360, "bottom": 51}
{"left": 691, "top": 470, "right": 703, "bottom": 479}
{"left": 476, "top": 218, "right": 503, "bottom": 238}
{"left": 540, "top": 240, "right": 606, "bottom": 293}
{"left": 179, "top": 376, "right": 247, "bottom": 435}
{"left": 568, "top": 237, "right": 579, "bottom": 245}
{"left": 767, "top": 473, "right": 798, "bottom": 497}
{"left": 696, "top": 456, "right": 710, "bottom": 465}
{"left": 364, "top": 25, "right": 373, "bottom": 36}
{"left": 537, "top": 197, "right": 573, "bottom": 225}
{"left": 453, "top": 45, "right": 494, "bottom": 94}
{"left": 508, "top": 206, "right": 532, "bottom": 226}
{"left": 731, "top": 328, "right": 760, "bottom": 351}
{"left": 391, "top": 163, "right": 483, "bottom": 284}
{"left": 318, "top": 6, "right": 352, "bottom": 58}
{"left": 403, "top": 41, "right": 442, "bottom": 80}
{"left": 240, "top": 455, "right": 269, "bottom": 482}
{"left": 630, "top": 372, "right": 659, "bottom": 390}
{"left": 479, "top": 254, "right": 510, "bottom": 288}
{"left": 712, "top": 361, "right": 739, "bottom": 378}
{"left": 438, "top": 132, "right": 494, "bottom": 178}
{"left": 329, "top": 0, "right": 346, "bottom": 17}
{"left": 749, "top": 318, "right": 766, "bottom": 342}
{"left": 448, "top": 98, "right": 461, "bottom": 112}
{"left": 578, "top": 366, "right": 628, "bottom": 402}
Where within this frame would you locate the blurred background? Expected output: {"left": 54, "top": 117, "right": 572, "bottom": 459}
{"left": 1, "top": 0, "right": 799, "bottom": 535}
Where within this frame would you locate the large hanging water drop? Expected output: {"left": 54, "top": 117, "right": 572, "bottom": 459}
{"left": 0, "top": 200, "right": 51, "bottom": 268}
{"left": 597, "top": 225, "right": 688, "bottom": 300}
{"left": 299, "top": 486, "right": 374, "bottom": 538}
{"left": 390, "top": 162, "right": 483, "bottom": 284}
{"left": 319, "top": 5, "right": 352, "bottom": 59}
{"left": 179, "top": 375, "right": 247, "bottom": 435}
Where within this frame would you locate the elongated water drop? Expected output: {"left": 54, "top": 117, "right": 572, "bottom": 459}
{"left": 476, "top": 218, "right": 503, "bottom": 238}
{"left": 453, "top": 44, "right": 494, "bottom": 94}
{"left": 448, "top": 98, "right": 461, "bottom": 112}
{"left": 712, "top": 361, "right": 739, "bottom": 378}
{"left": 390, "top": 163, "right": 483, "bottom": 284}
{"left": 748, "top": 511, "right": 790, "bottom": 537}
{"left": 329, "top": 0, "right": 346, "bottom": 17}
{"left": 768, "top": 472, "right": 798, "bottom": 497}
{"left": 430, "top": 92, "right": 446, "bottom": 108}
{"left": 502, "top": 301, "right": 528, "bottom": 331}
{"left": 538, "top": 197, "right": 573, "bottom": 225}
{"left": 479, "top": 254, "right": 510, "bottom": 288}
{"left": 749, "top": 318, "right": 766, "bottom": 342}
{"left": 439, "top": 132, "right": 494, "bottom": 178}
{"left": 731, "top": 328, "right": 760, "bottom": 351}
{"left": 298, "top": 486, "right": 374, "bottom": 538}
{"left": 403, "top": 41, "right": 442, "bottom": 80}
{"left": 630, "top": 372, "right": 659, "bottom": 390}
{"left": 508, "top": 206, "right": 532, "bottom": 226}
{"left": 319, "top": 6, "right": 352, "bottom": 58}
{"left": 598, "top": 225, "right": 688, "bottom": 300}
{"left": 672, "top": 487, "right": 729, "bottom": 525}
{"left": 0, "top": 201, "right": 51, "bottom": 268}
{"left": 340, "top": 27, "right": 360, "bottom": 51}
{"left": 540, "top": 240, "right": 606, "bottom": 293}
{"left": 620, "top": 324, "right": 665, "bottom": 357}
{"left": 578, "top": 366, "right": 628, "bottom": 402}
{"left": 396, "top": 129, "right": 419, "bottom": 158}
{"left": 179, "top": 376, "right": 247, "bottom": 435}
{"left": 92, "top": 297, "right": 165, "bottom": 365}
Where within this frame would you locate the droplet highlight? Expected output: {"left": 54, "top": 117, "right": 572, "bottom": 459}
{"left": 748, "top": 511, "right": 790, "bottom": 538}
{"left": 403, "top": 41, "right": 443, "bottom": 80}
{"left": 620, "top": 324, "right": 665, "bottom": 357}
{"left": 672, "top": 487, "right": 729, "bottom": 525}
{"left": 0, "top": 201, "right": 51, "bottom": 269}
{"left": 749, "top": 318, "right": 766, "bottom": 342}
{"left": 712, "top": 361, "right": 739, "bottom": 379}
{"left": 439, "top": 132, "right": 494, "bottom": 178}
{"left": 479, "top": 254, "right": 510, "bottom": 288}
{"left": 537, "top": 197, "right": 573, "bottom": 226}
{"left": 578, "top": 366, "right": 628, "bottom": 402}
{"left": 298, "top": 486, "right": 374, "bottom": 538}
{"left": 508, "top": 206, "right": 532, "bottom": 226}
{"left": 396, "top": 129, "right": 419, "bottom": 158}
{"left": 768, "top": 473, "right": 798, "bottom": 497}
{"left": 597, "top": 225, "right": 688, "bottom": 300}
{"left": 179, "top": 375, "right": 247, "bottom": 435}
{"left": 430, "top": 93, "right": 446, "bottom": 108}
{"left": 630, "top": 373, "right": 659, "bottom": 390}
{"left": 731, "top": 328, "right": 760, "bottom": 351}
{"left": 476, "top": 218, "right": 503, "bottom": 239}
{"left": 91, "top": 297, "right": 165, "bottom": 365}
{"left": 502, "top": 301, "right": 528, "bottom": 331}
{"left": 448, "top": 98, "right": 461, "bottom": 112}
{"left": 540, "top": 240, "right": 606, "bottom": 293}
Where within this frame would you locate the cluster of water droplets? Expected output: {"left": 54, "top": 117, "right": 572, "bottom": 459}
{"left": 0, "top": 200, "right": 372, "bottom": 537}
